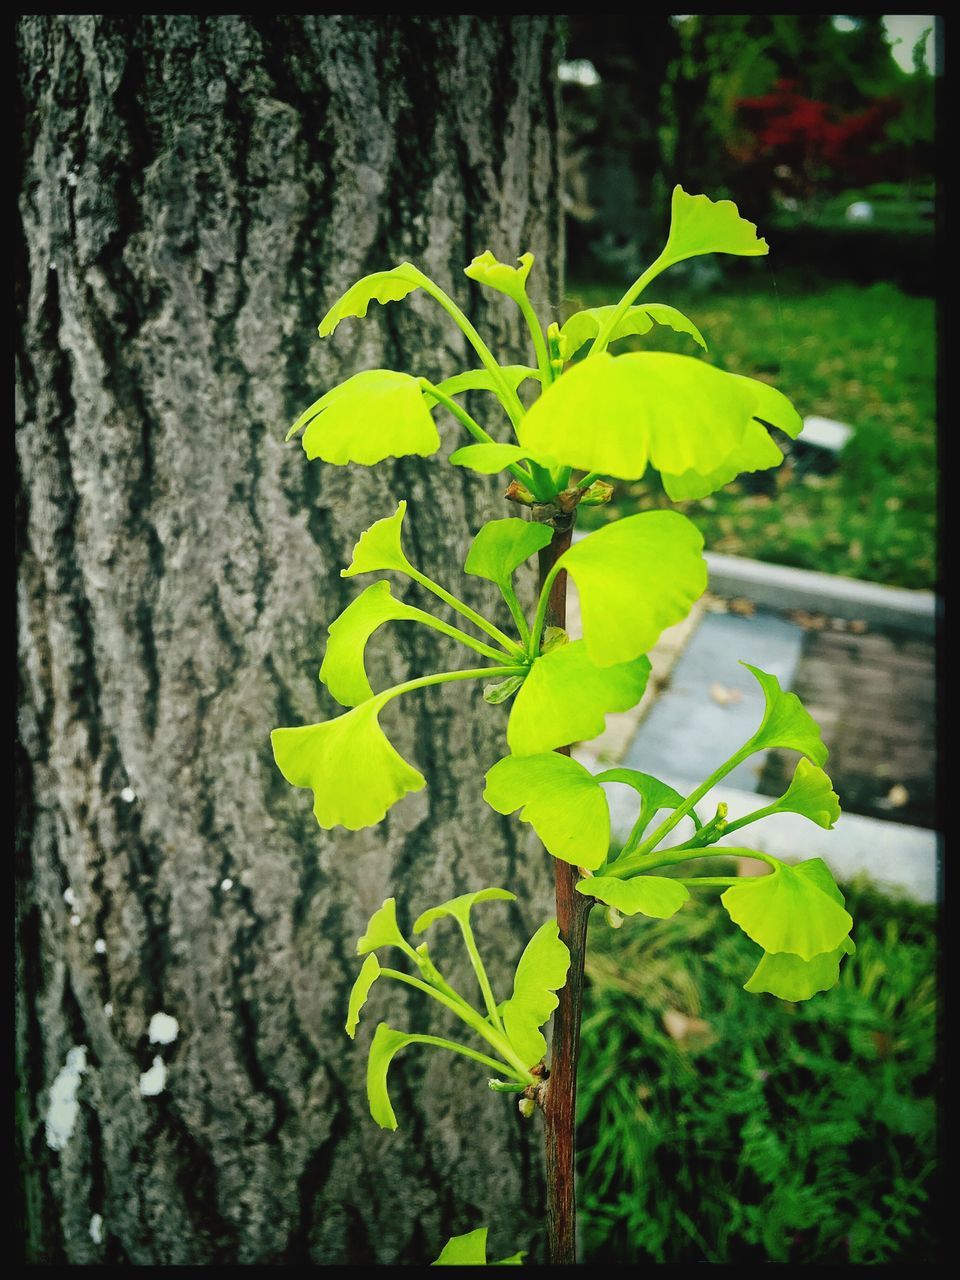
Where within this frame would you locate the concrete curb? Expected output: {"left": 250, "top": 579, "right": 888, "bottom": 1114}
{"left": 704, "top": 551, "right": 939, "bottom": 636}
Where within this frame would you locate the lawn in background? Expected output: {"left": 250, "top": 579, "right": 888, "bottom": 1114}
{"left": 567, "top": 273, "right": 936, "bottom": 591}
{"left": 577, "top": 871, "right": 939, "bottom": 1264}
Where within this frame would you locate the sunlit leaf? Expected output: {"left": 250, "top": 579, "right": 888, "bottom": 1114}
{"left": 518, "top": 353, "right": 748, "bottom": 481}
{"left": 769, "top": 758, "right": 841, "bottom": 829}
{"left": 575, "top": 874, "right": 690, "bottom": 919}
{"left": 366, "top": 1023, "right": 416, "bottom": 1130}
{"left": 743, "top": 662, "right": 829, "bottom": 766}
{"left": 483, "top": 674, "right": 525, "bottom": 705}
{"left": 662, "top": 186, "right": 768, "bottom": 264}
{"left": 318, "top": 262, "right": 427, "bottom": 337}
{"left": 341, "top": 501, "right": 414, "bottom": 578}
{"left": 448, "top": 443, "right": 539, "bottom": 475}
{"left": 286, "top": 370, "right": 440, "bottom": 467}
{"left": 429, "top": 366, "right": 539, "bottom": 401}
{"left": 500, "top": 921, "right": 571, "bottom": 1068}
{"left": 465, "top": 519, "right": 553, "bottom": 595}
{"left": 483, "top": 753, "right": 610, "bottom": 870}
{"left": 271, "top": 692, "right": 424, "bottom": 830}
{"left": 744, "top": 935, "right": 855, "bottom": 1001}
{"left": 594, "top": 768, "right": 699, "bottom": 836}
{"left": 559, "top": 303, "right": 707, "bottom": 360}
{"left": 320, "top": 580, "right": 431, "bottom": 707}
{"left": 357, "top": 897, "right": 409, "bottom": 956}
{"left": 413, "top": 887, "right": 516, "bottom": 934}
{"left": 556, "top": 512, "right": 706, "bottom": 667}
{"left": 721, "top": 857, "right": 853, "bottom": 960}
{"left": 432, "top": 1227, "right": 525, "bottom": 1266}
{"left": 346, "top": 954, "right": 381, "bottom": 1038}
{"left": 507, "top": 642, "right": 651, "bottom": 755}
{"left": 464, "top": 251, "right": 535, "bottom": 302}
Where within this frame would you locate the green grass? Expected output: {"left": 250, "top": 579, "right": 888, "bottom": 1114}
{"left": 568, "top": 274, "right": 937, "bottom": 590}
{"left": 577, "top": 870, "right": 940, "bottom": 1264}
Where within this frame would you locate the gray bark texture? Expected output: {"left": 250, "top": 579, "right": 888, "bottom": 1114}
{"left": 16, "top": 15, "right": 563, "bottom": 1264}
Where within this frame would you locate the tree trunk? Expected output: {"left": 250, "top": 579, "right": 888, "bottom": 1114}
{"left": 16, "top": 15, "right": 563, "bottom": 1264}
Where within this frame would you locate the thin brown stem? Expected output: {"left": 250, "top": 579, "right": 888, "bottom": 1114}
{"left": 535, "top": 512, "right": 594, "bottom": 1265}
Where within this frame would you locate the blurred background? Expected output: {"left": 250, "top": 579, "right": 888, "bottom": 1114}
{"left": 560, "top": 13, "right": 940, "bottom": 1266}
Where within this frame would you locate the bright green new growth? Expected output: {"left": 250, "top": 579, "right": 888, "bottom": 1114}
{"left": 273, "top": 181, "right": 854, "bottom": 1255}
{"left": 432, "top": 1227, "right": 524, "bottom": 1266}
{"left": 348, "top": 891, "right": 569, "bottom": 1129}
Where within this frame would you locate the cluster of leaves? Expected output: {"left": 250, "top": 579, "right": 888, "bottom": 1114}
{"left": 578, "top": 878, "right": 938, "bottom": 1264}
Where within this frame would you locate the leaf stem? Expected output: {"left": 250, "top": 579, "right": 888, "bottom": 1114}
{"left": 527, "top": 559, "right": 563, "bottom": 657}
{"left": 500, "top": 581, "right": 530, "bottom": 645}
{"left": 419, "top": 379, "right": 536, "bottom": 488}
{"left": 397, "top": 1032, "right": 527, "bottom": 1081}
{"left": 457, "top": 920, "right": 505, "bottom": 1032}
{"left": 406, "top": 567, "right": 529, "bottom": 659}
{"left": 516, "top": 293, "right": 553, "bottom": 388}
{"left": 587, "top": 252, "right": 672, "bottom": 356}
{"left": 409, "top": 606, "right": 520, "bottom": 665}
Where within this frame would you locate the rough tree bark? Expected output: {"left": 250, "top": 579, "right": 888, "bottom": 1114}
{"left": 16, "top": 15, "right": 563, "bottom": 1264}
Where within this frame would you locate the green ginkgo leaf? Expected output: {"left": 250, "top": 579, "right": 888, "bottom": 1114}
{"left": 464, "top": 251, "right": 535, "bottom": 301}
{"left": 341, "top": 501, "right": 414, "bottom": 578}
{"left": 286, "top": 370, "right": 440, "bottom": 467}
{"left": 500, "top": 921, "right": 571, "bottom": 1068}
{"left": 346, "top": 954, "right": 381, "bottom": 1037}
{"left": 465, "top": 519, "right": 554, "bottom": 595}
{"left": 661, "top": 186, "right": 768, "bottom": 264}
{"left": 518, "top": 352, "right": 798, "bottom": 497}
{"left": 593, "top": 768, "right": 698, "bottom": 837}
{"left": 483, "top": 753, "right": 610, "bottom": 870}
{"left": 744, "top": 935, "right": 855, "bottom": 1002}
{"left": 271, "top": 692, "right": 424, "bottom": 830}
{"left": 575, "top": 874, "right": 690, "bottom": 919}
{"left": 320, "top": 580, "right": 429, "bottom": 707}
{"left": 721, "top": 857, "right": 853, "bottom": 960}
{"left": 357, "top": 897, "right": 409, "bottom": 956}
{"left": 318, "top": 262, "right": 427, "bottom": 337}
{"left": 769, "top": 758, "right": 841, "bottom": 829}
{"left": 449, "top": 443, "right": 550, "bottom": 475}
{"left": 555, "top": 512, "right": 707, "bottom": 668}
{"left": 413, "top": 887, "right": 516, "bottom": 934}
{"left": 366, "top": 1023, "right": 418, "bottom": 1130}
{"left": 743, "top": 662, "right": 829, "bottom": 766}
{"left": 507, "top": 642, "right": 651, "bottom": 755}
{"left": 559, "top": 303, "right": 707, "bottom": 360}
{"left": 432, "top": 1228, "right": 525, "bottom": 1266}
{"left": 429, "top": 366, "right": 539, "bottom": 401}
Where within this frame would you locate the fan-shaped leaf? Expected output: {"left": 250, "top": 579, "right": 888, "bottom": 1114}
{"left": 429, "top": 366, "right": 539, "bottom": 401}
{"left": 556, "top": 512, "right": 706, "bottom": 668}
{"left": 770, "top": 758, "right": 841, "bottom": 829}
{"left": 413, "top": 887, "right": 516, "bottom": 935}
{"left": 484, "top": 753, "right": 610, "bottom": 870}
{"left": 271, "top": 692, "right": 424, "bottom": 830}
{"left": 449, "top": 443, "right": 552, "bottom": 475}
{"left": 341, "top": 501, "right": 414, "bottom": 578}
{"left": 346, "top": 954, "right": 381, "bottom": 1038}
{"left": 559, "top": 303, "right": 706, "bottom": 360}
{"left": 507, "top": 642, "right": 651, "bottom": 755}
{"left": 744, "top": 935, "right": 855, "bottom": 1001}
{"left": 743, "top": 662, "right": 828, "bottom": 765}
{"left": 366, "top": 1023, "right": 416, "bottom": 1131}
{"left": 575, "top": 874, "right": 690, "bottom": 919}
{"left": 287, "top": 370, "right": 440, "bottom": 466}
{"left": 320, "top": 580, "right": 433, "bottom": 707}
{"left": 318, "top": 263, "right": 427, "bottom": 337}
{"left": 593, "top": 768, "right": 697, "bottom": 836}
{"left": 721, "top": 857, "right": 853, "bottom": 960}
{"left": 465, "top": 519, "right": 554, "bottom": 594}
{"left": 464, "top": 251, "right": 534, "bottom": 301}
{"left": 662, "top": 186, "right": 768, "bottom": 263}
{"left": 500, "top": 922, "right": 571, "bottom": 1068}
{"left": 432, "top": 1228, "right": 525, "bottom": 1266}
{"left": 357, "top": 897, "right": 409, "bottom": 956}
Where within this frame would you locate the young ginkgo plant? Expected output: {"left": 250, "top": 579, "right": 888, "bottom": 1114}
{"left": 271, "top": 187, "right": 853, "bottom": 1261}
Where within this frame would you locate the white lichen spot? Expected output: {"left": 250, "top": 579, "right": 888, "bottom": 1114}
{"left": 220, "top": 878, "right": 233, "bottom": 891}
{"left": 66, "top": 171, "right": 79, "bottom": 188}
{"left": 89, "top": 1213, "right": 103, "bottom": 1244}
{"left": 104, "top": 1003, "right": 114, "bottom": 1018}
{"left": 63, "top": 887, "right": 77, "bottom": 908}
{"left": 45, "top": 1045, "right": 88, "bottom": 1150}
{"left": 139, "top": 1056, "right": 167, "bottom": 1097}
{"left": 48, "top": 261, "right": 57, "bottom": 272}
{"left": 94, "top": 938, "right": 107, "bottom": 954}
{"left": 70, "top": 914, "right": 81, "bottom": 927}
{"left": 120, "top": 786, "right": 137, "bottom": 803}
{"left": 148, "top": 1012, "right": 179, "bottom": 1045}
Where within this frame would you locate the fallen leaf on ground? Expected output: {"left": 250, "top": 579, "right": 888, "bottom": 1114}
{"left": 663, "top": 1009, "right": 716, "bottom": 1050}
{"left": 728, "top": 597, "right": 756, "bottom": 617}
{"left": 710, "top": 682, "right": 743, "bottom": 707}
